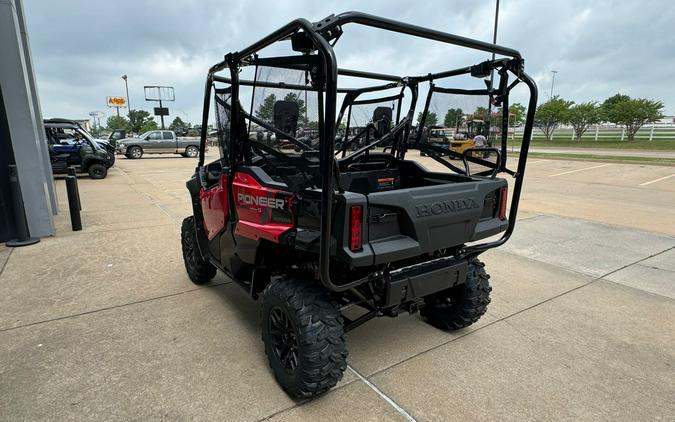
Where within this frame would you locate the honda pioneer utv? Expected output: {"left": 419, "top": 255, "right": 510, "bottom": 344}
{"left": 181, "top": 12, "right": 537, "bottom": 398}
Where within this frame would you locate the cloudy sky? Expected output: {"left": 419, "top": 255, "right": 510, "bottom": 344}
{"left": 24, "top": 0, "right": 675, "bottom": 126}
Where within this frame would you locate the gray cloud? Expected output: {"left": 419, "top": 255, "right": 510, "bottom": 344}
{"left": 24, "top": 0, "right": 675, "bottom": 127}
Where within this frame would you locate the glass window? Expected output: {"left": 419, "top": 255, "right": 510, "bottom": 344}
{"left": 162, "top": 131, "right": 173, "bottom": 140}
{"left": 147, "top": 131, "right": 162, "bottom": 141}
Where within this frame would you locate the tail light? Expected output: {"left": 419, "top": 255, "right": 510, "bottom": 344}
{"left": 498, "top": 186, "right": 508, "bottom": 220}
{"left": 349, "top": 205, "right": 363, "bottom": 252}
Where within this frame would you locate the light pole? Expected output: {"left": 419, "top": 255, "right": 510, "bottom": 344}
{"left": 486, "top": 0, "right": 500, "bottom": 140}
{"left": 122, "top": 75, "right": 130, "bottom": 115}
{"left": 550, "top": 70, "right": 558, "bottom": 99}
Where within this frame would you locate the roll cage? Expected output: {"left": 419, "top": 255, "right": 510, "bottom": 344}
{"left": 196, "top": 11, "right": 538, "bottom": 292}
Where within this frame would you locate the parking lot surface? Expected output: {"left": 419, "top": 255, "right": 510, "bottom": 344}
{"left": 1, "top": 152, "right": 674, "bottom": 421}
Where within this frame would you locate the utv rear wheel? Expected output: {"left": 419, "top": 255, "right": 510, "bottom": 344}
{"left": 185, "top": 145, "right": 199, "bottom": 158}
{"left": 421, "top": 258, "right": 491, "bottom": 330}
{"left": 87, "top": 163, "right": 107, "bottom": 179}
{"left": 181, "top": 216, "right": 216, "bottom": 284}
{"left": 261, "top": 278, "right": 347, "bottom": 399}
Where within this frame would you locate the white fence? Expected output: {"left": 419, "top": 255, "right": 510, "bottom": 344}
{"left": 513, "top": 124, "right": 675, "bottom": 141}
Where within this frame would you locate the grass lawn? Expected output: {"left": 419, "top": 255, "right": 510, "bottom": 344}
{"left": 509, "top": 138, "right": 675, "bottom": 150}
{"left": 528, "top": 152, "right": 675, "bottom": 166}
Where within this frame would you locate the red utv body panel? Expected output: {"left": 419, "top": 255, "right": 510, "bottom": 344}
{"left": 232, "top": 172, "right": 295, "bottom": 243}
{"left": 199, "top": 175, "right": 228, "bottom": 240}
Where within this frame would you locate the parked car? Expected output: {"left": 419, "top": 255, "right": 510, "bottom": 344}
{"left": 115, "top": 130, "right": 202, "bottom": 159}
{"left": 44, "top": 119, "right": 115, "bottom": 179}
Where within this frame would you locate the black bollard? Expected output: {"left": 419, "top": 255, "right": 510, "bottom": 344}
{"left": 6, "top": 165, "right": 40, "bottom": 247}
{"left": 65, "top": 175, "right": 82, "bottom": 231}
{"left": 66, "top": 167, "right": 81, "bottom": 210}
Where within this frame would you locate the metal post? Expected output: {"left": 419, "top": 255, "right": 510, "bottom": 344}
{"left": 594, "top": 125, "right": 599, "bottom": 141}
{"left": 6, "top": 165, "right": 39, "bottom": 246}
{"left": 621, "top": 127, "right": 625, "bottom": 141}
{"left": 65, "top": 175, "right": 82, "bottom": 231}
{"left": 159, "top": 99, "right": 165, "bottom": 129}
{"left": 67, "top": 167, "right": 81, "bottom": 210}
{"left": 122, "top": 75, "right": 130, "bottom": 115}
{"left": 649, "top": 124, "right": 654, "bottom": 141}
{"left": 550, "top": 70, "right": 558, "bottom": 99}
{"left": 486, "top": 0, "right": 500, "bottom": 141}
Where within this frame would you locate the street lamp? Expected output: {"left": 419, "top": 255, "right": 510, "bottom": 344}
{"left": 550, "top": 70, "right": 558, "bottom": 99}
{"left": 486, "top": 0, "right": 500, "bottom": 139}
{"left": 121, "top": 75, "right": 130, "bottom": 114}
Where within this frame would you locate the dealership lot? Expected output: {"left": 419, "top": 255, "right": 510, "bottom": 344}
{"left": 1, "top": 152, "right": 674, "bottom": 421}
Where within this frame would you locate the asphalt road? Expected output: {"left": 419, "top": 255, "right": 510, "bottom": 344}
{"left": 1, "top": 151, "right": 673, "bottom": 421}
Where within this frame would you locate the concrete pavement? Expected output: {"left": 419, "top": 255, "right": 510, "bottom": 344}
{"left": 1, "top": 152, "right": 674, "bottom": 421}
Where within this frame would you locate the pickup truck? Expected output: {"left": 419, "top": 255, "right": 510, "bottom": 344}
{"left": 116, "top": 130, "right": 202, "bottom": 159}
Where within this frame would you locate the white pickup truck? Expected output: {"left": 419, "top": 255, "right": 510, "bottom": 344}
{"left": 116, "top": 130, "right": 202, "bottom": 159}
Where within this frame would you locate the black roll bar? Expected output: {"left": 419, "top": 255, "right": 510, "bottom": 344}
{"left": 198, "top": 12, "right": 534, "bottom": 293}
{"left": 463, "top": 71, "right": 538, "bottom": 255}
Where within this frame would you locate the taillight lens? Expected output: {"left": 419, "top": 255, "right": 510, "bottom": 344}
{"left": 349, "top": 205, "right": 363, "bottom": 252}
{"left": 498, "top": 186, "right": 508, "bottom": 220}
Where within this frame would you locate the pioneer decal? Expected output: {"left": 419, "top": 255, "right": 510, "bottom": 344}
{"left": 237, "top": 193, "right": 286, "bottom": 210}
{"left": 415, "top": 198, "right": 479, "bottom": 217}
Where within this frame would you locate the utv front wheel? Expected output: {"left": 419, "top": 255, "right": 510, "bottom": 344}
{"left": 181, "top": 216, "right": 216, "bottom": 284}
{"left": 421, "top": 258, "right": 492, "bottom": 330}
{"left": 261, "top": 278, "right": 347, "bottom": 399}
{"left": 87, "top": 163, "right": 107, "bottom": 179}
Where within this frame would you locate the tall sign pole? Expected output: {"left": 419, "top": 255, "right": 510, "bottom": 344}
{"left": 144, "top": 86, "right": 174, "bottom": 130}
{"left": 106, "top": 96, "right": 127, "bottom": 118}
{"left": 122, "top": 75, "right": 130, "bottom": 114}
{"left": 159, "top": 99, "right": 164, "bottom": 129}
{"left": 486, "top": 0, "right": 500, "bottom": 141}
{"left": 550, "top": 70, "right": 558, "bottom": 99}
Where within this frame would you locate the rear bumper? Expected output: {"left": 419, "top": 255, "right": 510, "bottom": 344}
{"left": 384, "top": 256, "right": 468, "bottom": 307}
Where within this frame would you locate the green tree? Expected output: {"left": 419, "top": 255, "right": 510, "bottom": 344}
{"left": 443, "top": 108, "right": 464, "bottom": 128}
{"left": 140, "top": 120, "right": 158, "bottom": 132}
{"left": 599, "top": 93, "right": 630, "bottom": 120}
{"left": 106, "top": 115, "right": 129, "bottom": 130}
{"left": 509, "top": 103, "right": 526, "bottom": 127}
{"left": 474, "top": 106, "right": 489, "bottom": 120}
{"left": 128, "top": 109, "right": 156, "bottom": 134}
{"left": 417, "top": 111, "right": 438, "bottom": 127}
{"left": 601, "top": 94, "right": 664, "bottom": 141}
{"left": 169, "top": 116, "right": 188, "bottom": 131}
{"left": 255, "top": 94, "right": 276, "bottom": 121}
{"left": 567, "top": 102, "right": 601, "bottom": 141}
{"left": 533, "top": 96, "right": 573, "bottom": 140}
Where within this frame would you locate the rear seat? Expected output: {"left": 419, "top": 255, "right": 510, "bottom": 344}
{"left": 340, "top": 168, "right": 401, "bottom": 194}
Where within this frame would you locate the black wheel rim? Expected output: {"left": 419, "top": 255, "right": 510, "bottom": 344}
{"left": 268, "top": 306, "right": 298, "bottom": 373}
{"left": 92, "top": 168, "right": 103, "bottom": 177}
